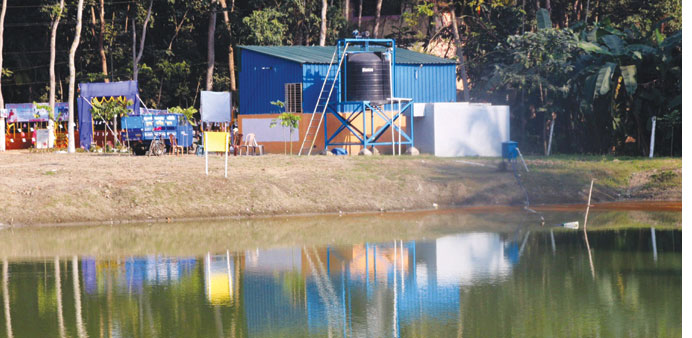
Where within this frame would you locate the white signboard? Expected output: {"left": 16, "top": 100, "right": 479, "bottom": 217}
{"left": 35, "top": 129, "right": 52, "bottom": 149}
{"left": 200, "top": 91, "right": 232, "bottom": 123}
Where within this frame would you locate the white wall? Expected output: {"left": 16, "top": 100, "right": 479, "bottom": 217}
{"left": 413, "top": 102, "right": 510, "bottom": 157}
{"left": 242, "top": 118, "right": 299, "bottom": 142}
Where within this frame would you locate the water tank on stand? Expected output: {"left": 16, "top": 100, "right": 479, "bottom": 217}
{"left": 343, "top": 52, "right": 391, "bottom": 105}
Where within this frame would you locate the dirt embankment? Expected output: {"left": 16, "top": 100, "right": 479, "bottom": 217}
{"left": 0, "top": 152, "right": 681, "bottom": 226}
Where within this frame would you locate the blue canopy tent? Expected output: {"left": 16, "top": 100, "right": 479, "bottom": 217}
{"left": 77, "top": 80, "right": 140, "bottom": 149}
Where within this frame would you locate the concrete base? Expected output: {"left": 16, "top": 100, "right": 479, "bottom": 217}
{"left": 406, "top": 146, "right": 420, "bottom": 156}
{"left": 358, "top": 148, "right": 373, "bottom": 156}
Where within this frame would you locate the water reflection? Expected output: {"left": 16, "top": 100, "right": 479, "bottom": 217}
{"left": 0, "top": 228, "right": 681, "bottom": 338}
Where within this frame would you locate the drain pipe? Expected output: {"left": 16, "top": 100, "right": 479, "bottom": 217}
{"left": 649, "top": 116, "right": 656, "bottom": 158}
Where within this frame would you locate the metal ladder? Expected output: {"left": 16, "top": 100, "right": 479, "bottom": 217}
{"left": 298, "top": 43, "right": 349, "bottom": 156}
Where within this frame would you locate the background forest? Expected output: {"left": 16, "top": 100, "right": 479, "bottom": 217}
{"left": 0, "top": 0, "right": 681, "bottom": 155}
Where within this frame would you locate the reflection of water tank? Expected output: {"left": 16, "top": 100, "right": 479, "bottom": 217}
{"left": 344, "top": 52, "right": 391, "bottom": 104}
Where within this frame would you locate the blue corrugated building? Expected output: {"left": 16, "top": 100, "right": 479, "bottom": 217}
{"left": 238, "top": 45, "right": 457, "bottom": 115}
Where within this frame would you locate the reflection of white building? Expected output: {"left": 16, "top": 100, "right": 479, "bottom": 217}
{"left": 434, "top": 233, "right": 514, "bottom": 286}
{"left": 244, "top": 247, "right": 302, "bottom": 274}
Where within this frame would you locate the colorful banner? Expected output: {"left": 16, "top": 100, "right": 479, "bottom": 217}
{"left": 5, "top": 103, "right": 69, "bottom": 123}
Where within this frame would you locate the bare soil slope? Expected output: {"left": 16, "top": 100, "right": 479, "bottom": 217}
{"left": 0, "top": 152, "right": 681, "bottom": 226}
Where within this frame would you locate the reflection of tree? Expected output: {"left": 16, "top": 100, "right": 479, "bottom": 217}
{"left": 54, "top": 258, "right": 66, "bottom": 338}
{"left": 453, "top": 230, "right": 681, "bottom": 337}
{"left": 280, "top": 271, "right": 306, "bottom": 307}
{"left": 3, "top": 259, "right": 12, "bottom": 338}
{"left": 72, "top": 256, "right": 87, "bottom": 338}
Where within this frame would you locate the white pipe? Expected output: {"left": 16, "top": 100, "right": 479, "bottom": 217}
{"left": 398, "top": 100, "right": 401, "bottom": 156}
{"left": 649, "top": 116, "right": 656, "bottom": 158}
{"left": 516, "top": 147, "right": 529, "bottom": 172}
{"left": 224, "top": 133, "right": 229, "bottom": 178}
{"left": 389, "top": 50, "right": 394, "bottom": 156}
{"left": 651, "top": 227, "right": 658, "bottom": 261}
{"left": 547, "top": 118, "right": 555, "bottom": 156}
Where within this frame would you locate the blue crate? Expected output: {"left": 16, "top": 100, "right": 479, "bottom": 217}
{"left": 502, "top": 141, "right": 518, "bottom": 160}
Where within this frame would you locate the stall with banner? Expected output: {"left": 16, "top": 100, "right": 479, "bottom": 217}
{"left": 77, "top": 80, "right": 140, "bottom": 149}
{"left": 2, "top": 102, "right": 70, "bottom": 149}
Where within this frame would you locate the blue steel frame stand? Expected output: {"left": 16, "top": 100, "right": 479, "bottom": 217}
{"left": 322, "top": 38, "right": 415, "bottom": 153}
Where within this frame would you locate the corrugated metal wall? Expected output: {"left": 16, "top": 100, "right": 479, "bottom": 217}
{"left": 240, "top": 49, "right": 456, "bottom": 115}
{"left": 239, "top": 49, "right": 302, "bottom": 115}
{"left": 395, "top": 64, "right": 456, "bottom": 103}
{"left": 301, "top": 63, "right": 456, "bottom": 114}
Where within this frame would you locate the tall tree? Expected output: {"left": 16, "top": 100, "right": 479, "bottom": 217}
{"left": 206, "top": 0, "right": 217, "bottom": 91}
{"left": 319, "top": 0, "right": 327, "bottom": 46}
{"left": 343, "top": 0, "right": 349, "bottom": 22}
{"left": 49, "top": 0, "right": 65, "bottom": 145}
{"left": 358, "top": 0, "right": 363, "bottom": 29}
{"left": 0, "top": 0, "right": 5, "bottom": 152}
{"left": 132, "top": 0, "right": 153, "bottom": 82}
{"left": 373, "top": 0, "right": 383, "bottom": 37}
{"left": 449, "top": 3, "right": 470, "bottom": 101}
{"left": 98, "top": 0, "right": 108, "bottom": 82}
{"left": 219, "top": 0, "right": 236, "bottom": 93}
{"left": 68, "top": 0, "right": 85, "bottom": 153}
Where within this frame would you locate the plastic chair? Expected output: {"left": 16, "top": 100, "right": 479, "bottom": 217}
{"left": 231, "top": 132, "right": 243, "bottom": 156}
{"left": 239, "top": 133, "right": 264, "bottom": 156}
{"left": 168, "top": 134, "right": 183, "bottom": 156}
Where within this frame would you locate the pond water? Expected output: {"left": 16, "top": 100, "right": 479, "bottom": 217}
{"left": 0, "top": 206, "right": 681, "bottom": 337}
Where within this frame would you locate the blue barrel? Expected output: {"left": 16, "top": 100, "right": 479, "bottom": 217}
{"left": 502, "top": 141, "right": 518, "bottom": 160}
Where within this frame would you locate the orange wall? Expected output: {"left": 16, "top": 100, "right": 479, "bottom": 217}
{"left": 238, "top": 111, "right": 410, "bottom": 155}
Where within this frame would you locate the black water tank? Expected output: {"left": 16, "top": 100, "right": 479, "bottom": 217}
{"left": 344, "top": 52, "right": 391, "bottom": 104}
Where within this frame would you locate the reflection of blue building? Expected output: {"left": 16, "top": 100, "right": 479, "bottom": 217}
{"left": 81, "top": 257, "right": 197, "bottom": 295}
{"left": 242, "top": 248, "right": 308, "bottom": 336}
{"left": 305, "top": 233, "right": 519, "bottom": 336}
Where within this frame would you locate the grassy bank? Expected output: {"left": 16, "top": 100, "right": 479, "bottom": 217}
{"left": 0, "top": 151, "right": 681, "bottom": 226}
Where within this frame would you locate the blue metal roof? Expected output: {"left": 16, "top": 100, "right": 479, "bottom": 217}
{"left": 238, "top": 45, "right": 456, "bottom": 65}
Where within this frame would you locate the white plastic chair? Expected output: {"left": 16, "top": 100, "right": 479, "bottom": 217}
{"left": 239, "top": 133, "right": 264, "bottom": 155}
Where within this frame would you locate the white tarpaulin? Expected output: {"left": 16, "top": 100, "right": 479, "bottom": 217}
{"left": 200, "top": 91, "right": 232, "bottom": 123}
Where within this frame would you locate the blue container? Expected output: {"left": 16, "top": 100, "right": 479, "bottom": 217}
{"left": 502, "top": 141, "right": 518, "bottom": 160}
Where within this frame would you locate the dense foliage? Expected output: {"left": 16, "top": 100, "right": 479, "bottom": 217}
{"left": 0, "top": 0, "right": 681, "bottom": 155}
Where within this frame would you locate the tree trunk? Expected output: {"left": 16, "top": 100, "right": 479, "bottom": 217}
{"left": 358, "top": 0, "right": 363, "bottom": 29}
{"left": 131, "top": 17, "right": 137, "bottom": 81}
{"left": 373, "top": 0, "right": 383, "bottom": 38}
{"left": 0, "top": 0, "right": 6, "bottom": 110}
{"left": 344, "top": 0, "right": 349, "bottom": 22}
{"left": 319, "top": 0, "right": 328, "bottom": 46}
{"left": 89, "top": 6, "right": 96, "bottom": 37}
{"left": 206, "top": 1, "right": 217, "bottom": 91}
{"left": 219, "top": 0, "right": 236, "bottom": 92}
{"left": 0, "top": 0, "right": 5, "bottom": 152}
{"left": 132, "top": 0, "right": 153, "bottom": 82}
{"left": 449, "top": 5, "right": 470, "bottom": 102}
{"left": 68, "top": 0, "right": 84, "bottom": 153}
{"left": 99, "top": 0, "right": 108, "bottom": 82}
{"left": 50, "top": 0, "right": 65, "bottom": 148}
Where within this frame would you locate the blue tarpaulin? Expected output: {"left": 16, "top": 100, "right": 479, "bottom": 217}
{"left": 77, "top": 80, "right": 139, "bottom": 149}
